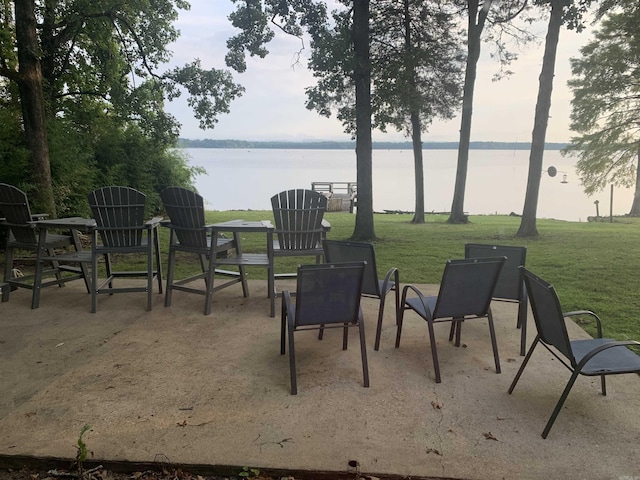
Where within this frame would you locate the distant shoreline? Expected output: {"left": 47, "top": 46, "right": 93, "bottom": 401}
{"left": 178, "top": 139, "right": 568, "bottom": 150}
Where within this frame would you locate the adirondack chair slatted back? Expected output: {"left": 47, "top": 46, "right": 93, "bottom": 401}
{"left": 271, "top": 189, "right": 327, "bottom": 251}
{"left": 160, "top": 187, "right": 208, "bottom": 248}
{"left": 433, "top": 257, "right": 506, "bottom": 319}
{"left": 88, "top": 187, "right": 146, "bottom": 247}
{"left": 0, "top": 183, "right": 37, "bottom": 245}
{"left": 294, "top": 262, "right": 366, "bottom": 327}
{"left": 520, "top": 268, "right": 575, "bottom": 364}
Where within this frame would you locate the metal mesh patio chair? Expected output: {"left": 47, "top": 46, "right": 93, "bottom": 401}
{"left": 397, "top": 257, "right": 506, "bottom": 383}
{"left": 88, "top": 186, "right": 163, "bottom": 312}
{"left": 509, "top": 267, "right": 640, "bottom": 438}
{"left": 323, "top": 239, "right": 399, "bottom": 351}
{"left": 280, "top": 262, "right": 369, "bottom": 395}
{"left": 465, "top": 243, "right": 528, "bottom": 355}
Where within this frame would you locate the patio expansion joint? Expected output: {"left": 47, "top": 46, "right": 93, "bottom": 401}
{"left": 428, "top": 388, "right": 446, "bottom": 478}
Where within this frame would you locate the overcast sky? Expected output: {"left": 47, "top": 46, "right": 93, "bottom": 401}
{"left": 164, "top": 1, "right": 597, "bottom": 143}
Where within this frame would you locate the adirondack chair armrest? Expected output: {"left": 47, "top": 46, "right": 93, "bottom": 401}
{"left": 145, "top": 216, "right": 164, "bottom": 227}
{"left": 321, "top": 219, "right": 331, "bottom": 231}
{"left": 31, "top": 213, "right": 49, "bottom": 221}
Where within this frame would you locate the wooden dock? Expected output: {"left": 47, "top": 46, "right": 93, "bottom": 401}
{"left": 311, "top": 182, "right": 357, "bottom": 213}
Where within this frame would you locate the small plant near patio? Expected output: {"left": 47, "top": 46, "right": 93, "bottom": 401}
{"left": 238, "top": 466, "right": 260, "bottom": 478}
{"left": 75, "top": 424, "right": 93, "bottom": 477}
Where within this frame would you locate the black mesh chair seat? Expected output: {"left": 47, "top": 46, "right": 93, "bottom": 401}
{"left": 280, "top": 262, "right": 369, "bottom": 395}
{"left": 509, "top": 268, "right": 640, "bottom": 438}
{"left": 465, "top": 243, "right": 528, "bottom": 355}
{"left": 323, "top": 239, "right": 400, "bottom": 351}
{"left": 397, "top": 257, "right": 506, "bottom": 383}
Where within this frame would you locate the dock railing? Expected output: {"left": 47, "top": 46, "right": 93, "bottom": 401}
{"left": 311, "top": 182, "right": 357, "bottom": 213}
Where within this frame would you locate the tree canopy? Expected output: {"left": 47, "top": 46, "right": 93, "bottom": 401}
{"left": 563, "top": 1, "right": 640, "bottom": 215}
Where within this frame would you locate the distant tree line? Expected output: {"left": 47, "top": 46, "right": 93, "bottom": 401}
{"left": 177, "top": 139, "right": 568, "bottom": 150}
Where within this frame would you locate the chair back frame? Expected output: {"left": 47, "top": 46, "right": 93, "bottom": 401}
{"left": 433, "top": 257, "right": 506, "bottom": 320}
{"left": 271, "top": 189, "right": 327, "bottom": 253}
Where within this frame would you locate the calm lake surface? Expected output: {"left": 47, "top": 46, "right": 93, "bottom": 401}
{"left": 184, "top": 148, "right": 634, "bottom": 222}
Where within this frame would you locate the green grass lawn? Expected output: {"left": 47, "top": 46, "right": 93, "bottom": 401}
{"left": 3, "top": 212, "right": 639, "bottom": 341}
{"left": 205, "top": 210, "right": 640, "bottom": 341}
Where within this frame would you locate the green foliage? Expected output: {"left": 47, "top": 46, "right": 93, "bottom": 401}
{"left": 238, "top": 466, "right": 260, "bottom": 478}
{"left": 303, "top": 1, "right": 464, "bottom": 137}
{"left": 75, "top": 423, "right": 92, "bottom": 474}
{"left": 564, "top": 4, "right": 640, "bottom": 203}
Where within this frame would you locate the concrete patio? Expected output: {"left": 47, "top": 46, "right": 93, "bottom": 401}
{"left": 1, "top": 279, "right": 640, "bottom": 479}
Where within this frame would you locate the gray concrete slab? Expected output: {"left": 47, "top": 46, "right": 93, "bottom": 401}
{"left": 1, "top": 280, "right": 640, "bottom": 479}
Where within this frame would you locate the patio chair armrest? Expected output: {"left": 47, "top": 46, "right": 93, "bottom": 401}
{"left": 401, "top": 284, "right": 432, "bottom": 319}
{"left": 381, "top": 267, "right": 399, "bottom": 292}
{"left": 321, "top": 219, "right": 331, "bottom": 230}
{"left": 575, "top": 340, "right": 640, "bottom": 371}
{"left": 564, "top": 310, "right": 603, "bottom": 338}
{"left": 282, "top": 290, "right": 295, "bottom": 318}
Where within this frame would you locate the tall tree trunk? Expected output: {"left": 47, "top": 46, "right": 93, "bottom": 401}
{"left": 351, "top": 0, "right": 376, "bottom": 240}
{"left": 517, "top": 0, "right": 564, "bottom": 237}
{"left": 14, "top": 0, "right": 56, "bottom": 216}
{"left": 403, "top": 0, "right": 424, "bottom": 224}
{"left": 410, "top": 112, "right": 425, "bottom": 223}
{"left": 448, "top": 1, "right": 489, "bottom": 224}
{"left": 629, "top": 144, "right": 640, "bottom": 216}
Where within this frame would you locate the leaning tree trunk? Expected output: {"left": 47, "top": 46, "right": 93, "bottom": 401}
{"left": 629, "top": 144, "right": 640, "bottom": 216}
{"left": 517, "top": 0, "right": 564, "bottom": 237}
{"left": 448, "top": 1, "right": 487, "bottom": 224}
{"left": 410, "top": 112, "right": 425, "bottom": 223}
{"left": 351, "top": 0, "right": 376, "bottom": 240}
{"left": 14, "top": 0, "right": 56, "bottom": 217}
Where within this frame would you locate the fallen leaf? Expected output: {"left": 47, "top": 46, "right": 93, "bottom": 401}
{"left": 426, "top": 448, "right": 442, "bottom": 456}
{"left": 176, "top": 420, "right": 187, "bottom": 427}
{"left": 483, "top": 432, "right": 498, "bottom": 441}
{"left": 431, "top": 400, "right": 443, "bottom": 410}
{"left": 507, "top": 358, "right": 517, "bottom": 363}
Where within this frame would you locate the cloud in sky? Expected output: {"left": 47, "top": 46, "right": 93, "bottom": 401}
{"left": 164, "top": 1, "right": 595, "bottom": 143}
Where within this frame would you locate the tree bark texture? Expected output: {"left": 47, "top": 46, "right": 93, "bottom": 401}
{"left": 14, "top": 0, "right": 56, "bottom": 216}
{"left": 630, "top": 144, "right": 640, "bottom": 216}
{"left": 448, "top": 1, "right": 486, "bottom": 224}
{"left": 517, "top": 0, "right": 564, "bottom": 237}
{"left": 351, "top": 0, "right": 376, "bottom": 240}
{"left": 410, "top": 112, "right": 425, "bottom": 223}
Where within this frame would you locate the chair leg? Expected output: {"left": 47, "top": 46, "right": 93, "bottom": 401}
{"left": 203, "top": 253, "right": 216, "bottom": 316}
{"left": 542, "top": 369, "right": 581, "bottom": 439}
{"left": 487, "top": 310, "right": 501, "bottom": 374}
{"left": 518, "top": 297, "right": 528, "bottom": 356}
{"left": 342, "top": 323, "right": 348, "bottom": 350}
{"left": 146, "top": 236, "right": 153, "bottom": 311}
{"left": 508, "top": 337, "right": 539, "bottom": 394}
{"left": 287, "top": 315, "right": 298, "bottom": 395}
{"left": 154, "top": 228, "right": 163, "bottom": 294}
{"left": 280, "top": 300, "right": 287, "bottom": 355}
{"left": 91, "top": 248, "right": 99, "bottom": 313}
{"left": 3, "top": 246, "right": 13, "bottom": 283}
{"left": 427, "top": 319, "right": 442, "bottom": 384}
{"left": 600, "top": 375, "right": 606, "bottom": 396}
{"left": 395, "top": 305, "right": 406, "bottom": 348}
{"left": 165, "top": 248, "right": 176, "bottom": 307}
{"left": 358, "top": 315, "right": 370, "bottom": 388}
{"left": 31, "top": 248, "right": 45, "bottom": 309}
{"left": 374, "top": 295, "right": 386, "bottom": 351}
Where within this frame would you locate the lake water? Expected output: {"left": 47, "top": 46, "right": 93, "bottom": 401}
{"left": 184, "top": 148, "right": 634, "bottom": 222}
